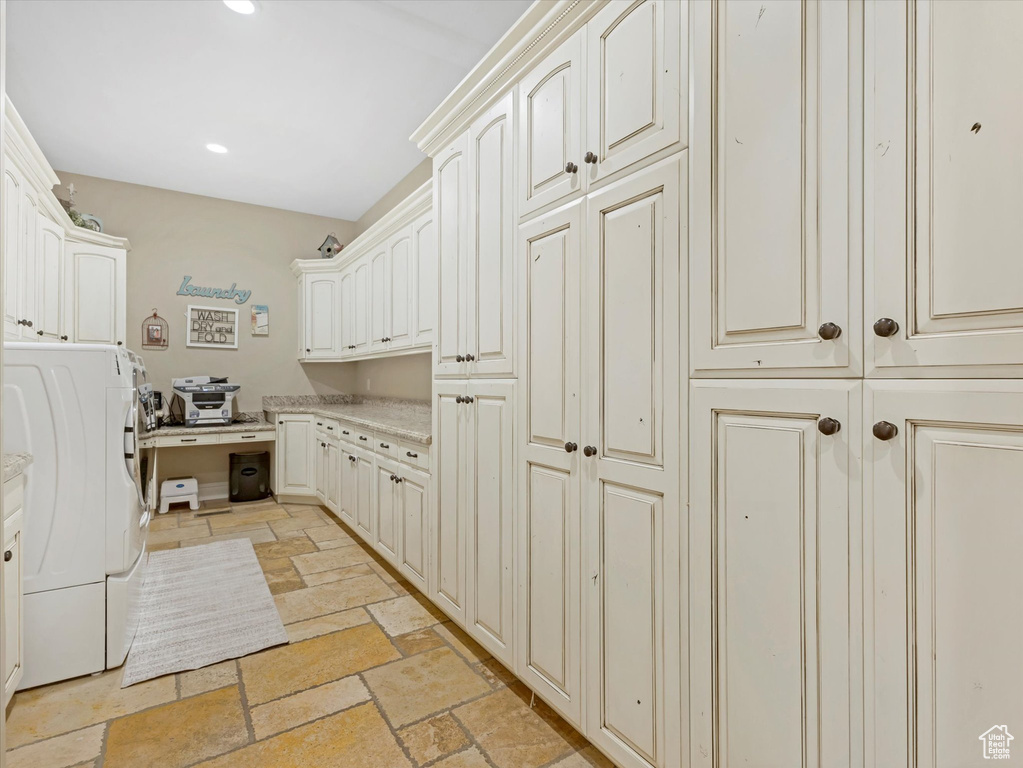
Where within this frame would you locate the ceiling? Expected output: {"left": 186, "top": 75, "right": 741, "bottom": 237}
{"left": 6, "top": 0, "right": 531, "bottom": 221}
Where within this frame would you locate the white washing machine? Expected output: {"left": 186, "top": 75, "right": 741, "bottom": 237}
{"left": 3, "top": 342, "right": 153, "bottom": 688}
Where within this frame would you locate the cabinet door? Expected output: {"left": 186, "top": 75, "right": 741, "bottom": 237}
{"left": 691, "top": 0, "right": 858, "bottom": 374}
{"left": 434, "top": 133, "right": 468, "bottom": 376}
{"left": 277, "top": 415, "right": 315, "bottom": 496}
{"left": 519, "top": 32, "right": 584, "bottom": 218}
{"left": 18, "top": 188, "right": 39, "bottom": 339}
{"left": 432, "top": 381, "right": 467, "bottom": 621}
{"left": 585, "top": 0, "right": 683, "bottom": 183}
{"left": 352, "top": 260, "right": 371, "bottom": 355}
{"left": 690, "top": 381, "right": 858, "bottom": 768}
{"left": 388, "top": 227, "right": 413, "bottom": 350}
{"left": 583, "top": 156, "right": 683, "bottom": 768}
{"left": 369, "top": 247, "right": 390, "bottom": 353}
{"left": 516, "top": 202, "right": 583, "bottom": 725}
{"left": 869, "top": 0, "right": 1023, "bottom": 374}
{"left": 374, "top": 457, "right": 400, "bottom": 565}
{"left": 465, "top": 380, "right": 515, "bottom": 665}
{"left": 339, "top": 446, "right": 357, "bottom": 526}
{"left": 325, "top": 442, "right": 340, "bottom": 513}
{"left": 36, "top": 215, "right": 64, "bottom": 341}
{"left": 3, "top": 508, "right": 24, "bottom": 704}
{"left": 65, "top": 242, "right": 126, "bottom": 346}
{"left": 314, "top": 438, "right": 327, "bottom": 502}
{"left": 305, "top": 274, "right": 340, "bottom": 359}
{"left": 3, "top": 166, "right": 23, "bottom": 337}
{"left": 339, "top": 268, "right": 354, "bottom": 357}
{"left": 355, "top": 449, "right": 374, "bottom": 541}
{"left": 867, "top": 382, "right": 1023, "bottom": 768}
{"left": 399, "top": 467, "right": 429, "bottom": 592}
{"left": 411, "top": 212, "right": 435, "bottom": 348}
{"left": 467, "top": 91, "right": 516, "bottom": 378}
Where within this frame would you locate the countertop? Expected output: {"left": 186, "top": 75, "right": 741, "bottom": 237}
{"left": 141, "top": 412, "right": 275, "bottom": 439}
{"left": 3, "top": 452, "right": 33, "bottom": 483}
{"left": 262, "top": 397, "right": 431, "bottom": 445}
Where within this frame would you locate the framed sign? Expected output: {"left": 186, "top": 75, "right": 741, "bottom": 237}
{"left": 251, "top": 304, "right": 269, "bottom": 336}
{"left": 187, "top": 305, "right": 238, "bottom": 349}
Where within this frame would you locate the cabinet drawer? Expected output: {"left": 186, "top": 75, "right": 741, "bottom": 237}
{"left": 155, "top": 433, "right": 220, "bottom": 448}
{"left": 374, "top": 435, "right": 399, "bottom": 460}
{"left": 314, "top": 417, "right": 339, "bottom": 437}
{"left": 336, "top": 423, "right": 357, "bottom": 443}
{"left": 3, "top": 478, "right": 23, "bottom": 522}
{"left": 351, "top": 429, "right": 374, "bottom": 449}
{"left": 220, "top": 431, "right": 274, "bottom": 446}
{"left": 399, "top": 440, "right": 430, "bottom": 471}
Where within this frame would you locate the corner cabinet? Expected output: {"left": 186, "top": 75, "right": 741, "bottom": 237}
{"left": 64, "top": 239, "right": 127, "bottom": 346}
{"left": 275, "top": 414, "right": 315, "bottom": 498}
{"left": 292, "top": 181, "right": 433, "bottom": 363}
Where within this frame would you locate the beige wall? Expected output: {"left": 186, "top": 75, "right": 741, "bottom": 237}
{"left": 348, "top": 352, "right": 431, "bottom": 401}
{"left": 355, "top": 157, "right": 432, "bottom": 236}
{"left": 56, "top": 172, "right": 359, "bottom": 412}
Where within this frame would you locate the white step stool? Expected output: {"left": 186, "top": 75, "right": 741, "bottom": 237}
{"left": 159, "top": 477, "right": 199, "bottom": 514}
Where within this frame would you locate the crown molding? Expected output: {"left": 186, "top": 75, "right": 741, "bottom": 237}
{"left": 291, "top": 179, "right": 431, "bottom": 276}
{"left": 409, "top": 0, "right": 605, "bottom": 157}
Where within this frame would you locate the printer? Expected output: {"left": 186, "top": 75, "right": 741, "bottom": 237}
{"left": 169, "top": 376, "right": 241, "bottom": 427}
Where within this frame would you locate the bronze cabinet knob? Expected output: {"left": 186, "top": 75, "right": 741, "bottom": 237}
{"left": 873, "top": 318, "right": 899, "bottom": 337}
{"left": 818, "top": 417, "right": 841, "bottom": 435}
{"left": 872, "top": 421, "right": 899, "bottom": 441}
{"left": 584, "top": 151, "right": 597, "bottom": 164}
{"left": 455, "top": 354, "right": 465, "bottom": 362}
{"left": 565, "top": 162, "right": 578, "bottom": 173}
{"left": 582, "top": 445, "right": 597, "bottom": 457}
{"left": 818, "top": 322, "right": 842, "bottom": 340}
{"left": 564, "top": 442, "right": 578, "bottom": 453}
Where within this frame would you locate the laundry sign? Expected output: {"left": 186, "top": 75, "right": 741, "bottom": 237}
{"left": 187, "top": 305, "right": 238, "bottom": 349}
{"left": 177, "top": 276, "right": 251, "bottom": 304}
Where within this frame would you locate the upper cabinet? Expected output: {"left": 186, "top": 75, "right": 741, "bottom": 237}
{"left": 434, "top": 132, "right": 469, "bottom": 376}
{"left": 518, "top": 0, "right": 684, "bottom": 221}
{"left": 868, "top": 0, "right": 1023, "bottom": 375}
{"left": 292, "top": 181, "right": 433, "bottom": 363}
{"left": 64, "top": 240, "right": 126, "bottom": 346}
{"left": 691, "top": 0, "right": 860, "bottom": 375}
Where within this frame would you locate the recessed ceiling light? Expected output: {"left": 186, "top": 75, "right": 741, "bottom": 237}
{"left": 223, "top": 0, "right": 258, "bottom": 14}
{"left": 206, "top": 143, "right": 229, "bottom": 154}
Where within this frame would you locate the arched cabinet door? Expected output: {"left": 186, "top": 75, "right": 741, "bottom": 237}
{"left": 433, "top": 133, "right": 468, "bottom": 377}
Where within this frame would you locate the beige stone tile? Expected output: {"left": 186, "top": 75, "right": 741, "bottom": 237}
{"left": 475, "top": 657, "right": 517, "bottom": 689}
{"left": 392, "top": 627, "right": 446, "bottom": 656}
{"left": 148, "top": 523, "right": 210, "bottom": 546}
{"left": 195, "top": 701, "right": 412, "bottom": 768}
{"left": 207, "top": 519, "right": 275, "bottom": 534}
{"left": 367, "top": 559, "right": 402, "bottom": 584}
{"left": 258, "top": 555, "right": 293, "bottom": 572}
{"left": 397, "top": 713, "right": 470, "bottom": 765}
{"left": 264, "top": 563, "right": 306, "bottom": 595}
{"left": 270, "top": 513, "right": 329, "bottom": 535}
{"left": 453, "top": 686, "right": 585, "bottom": 768}
{"left": 196, "top": 527, "right": 278, "bottom": 546}
{"left": 6, "top": 668, "right": 176, "bottom": 748}
{"left": 363, "top": 647, "right": 492, "bottom": 727}
{"left": 208, "top": 506, "right": 289, "bottom": 531}
{"left": 436, "top": 621, "right": 492, "bottom": 664}
{"left": 6, "top": 724, "right": 105, "bottom": 768}
{"left": 231, "top": 498, "right": 281, "bottom": 511}
{"left": 433, "top": 747, "right": 492, "bottom": 768}
{"left": 241, "top": 623, "right": 399, "bottom": 705}
{"left": 281, "top": 502, "right": 324, "bottom": 514}
{"left": 302, "top": 562, "right": 375, "bottom": 587}
{"left": 253, "top": 536, "right": 319, "bottom": 560}
{"left": 305, "top": 523, "right": 354, "bottom": 544}
{"left": 292, "top": 545, "right": 378, "bottom": 575}
{"left": 367, "top": 595, "right": 444, "bottom": 637}
{"left": 250, "top": 675, "right": 370, "bottom": 740}
{"left": 549, "top": 746, "right": 617, "bottom": 767}
{"left": 199, "top": 498, "right": 233, "bottom": 513}
{"left": 285, "top": 607, "right": 372, "bottom": 643}
{"left": 274, "top": 574, "right": 395, "bottom": 624}
{"left": 315, "top": 537, "right": 361, "bottom": 551}
{"left": 104, "top": 686, "right": 248, "bottom": 768}
{"left": 178, "top": 660, "right": 239, "bottom": 698}
{"left": 150, "top": 514, "right": 180, "bottom": 531}
{"left": 149, "top": 540, "right": 180, "bottom": 552}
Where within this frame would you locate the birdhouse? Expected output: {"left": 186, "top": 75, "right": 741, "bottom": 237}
{"left": 318, "top": 234, "right": 344, "bottom": 259}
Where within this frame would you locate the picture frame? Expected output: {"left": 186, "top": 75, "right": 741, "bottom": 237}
{"left": 187, "top": 305, "right": 239, "bottom": 349}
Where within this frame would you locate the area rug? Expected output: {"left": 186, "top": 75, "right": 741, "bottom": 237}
{"left": 122, "top": 538, "right": 288, "bottom": 687}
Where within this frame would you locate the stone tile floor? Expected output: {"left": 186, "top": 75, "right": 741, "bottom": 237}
{"left": 5, "top": 498, "right": 614, "bottom": 768}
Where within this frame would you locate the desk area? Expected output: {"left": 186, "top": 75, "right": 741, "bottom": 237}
{"left": 139, "top": 412, "right": 276, "bottom": 449}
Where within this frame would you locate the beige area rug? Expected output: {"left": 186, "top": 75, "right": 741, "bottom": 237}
{"left": 122, "top": 539, "right": 288, "bottom": 687}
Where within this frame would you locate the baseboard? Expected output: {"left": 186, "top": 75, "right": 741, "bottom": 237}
{"left": 274, "top": 492, "right": 320, "bottom": 506}
{"left": 198, "top": 481, "right": 230, "bottom": 501}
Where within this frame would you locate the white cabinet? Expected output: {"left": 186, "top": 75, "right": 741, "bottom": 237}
{"left": 3, "top": 478, "right": 25, "bottom": 706}
{"left": 516, "top": 201, "right": 584, "bottom": 725}
{"left": 338, "top": 268, "right": 355, "bottom": 358}
{"left": 339, "top": 445, "right": 358, "bottom": 526}
{"left": 35, "top": 215, "right": 65, "bottom": 341}
{"left": 275, "top": 414, "right": 315, "bottom": 497}
{"left": 432, "top": 382, "right": 467, "bottom": 620}
{"left": 397, "top": 466, "right": 430, "bottom": 592}
{"left": 368, "top": 246, "right": 390, "bottom": 354}
{"left": 691, "top": 0, "right": 858, "bottom": 375}
{"left": 313, "top": 421, "right": 340, "bottom": 514}
{"left": 582, "top": 156, "right": 683, "bottom": 768}
{"left": 866, "top": 381, "right": 1023, "bottom": 767}
{"left": 373, "top": 456, "right": 400, "bottom": 566}
{"left": 3, "top": 164, "right": 25, "bottom": 337}
{"left": 869, "top": 0, "right": 1023, "bottom": 374}
{"left": 690, "top": 381, "right": 859, "bottom": 768}
{"left": 302, "top": 273, "right": 341, "bottom": 359}
{"left": 388, "top": 228, "right": 412, "bottom": 350}
{"left": 411, "top": 212, "right": 435, "bottom": 349}
{"left": 434, "top": 132, "right": 469, "bottom": 377}
{"left": 64, "top": 240, "right": 127, "bottom": 346}
{"left": 352, "top": 260, "right": 371, "bottom": 356}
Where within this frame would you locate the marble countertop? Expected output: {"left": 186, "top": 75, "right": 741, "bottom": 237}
{"left": 3, "top": 452, "right": 33, "bottom": 483}
{"left": 263, "top": 397, "right": 432, "bottom": 445}
{"left": 141, "top": 412, "right": 275, "bottom": 438}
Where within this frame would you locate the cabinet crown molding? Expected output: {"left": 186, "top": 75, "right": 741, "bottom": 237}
{"left": 409, "top": 0, "right": 604, "bottom": 156}
{"left": 290, "top": 179, "right": 430, "bottom": 277}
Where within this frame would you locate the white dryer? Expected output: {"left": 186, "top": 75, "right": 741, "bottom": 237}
{"left": 3, "top": 342, "right": 152, "bottom": 688}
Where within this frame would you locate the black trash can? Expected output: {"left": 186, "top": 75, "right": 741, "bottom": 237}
{"left": 229, "top": 451, "right": 271, "bottom": 503}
